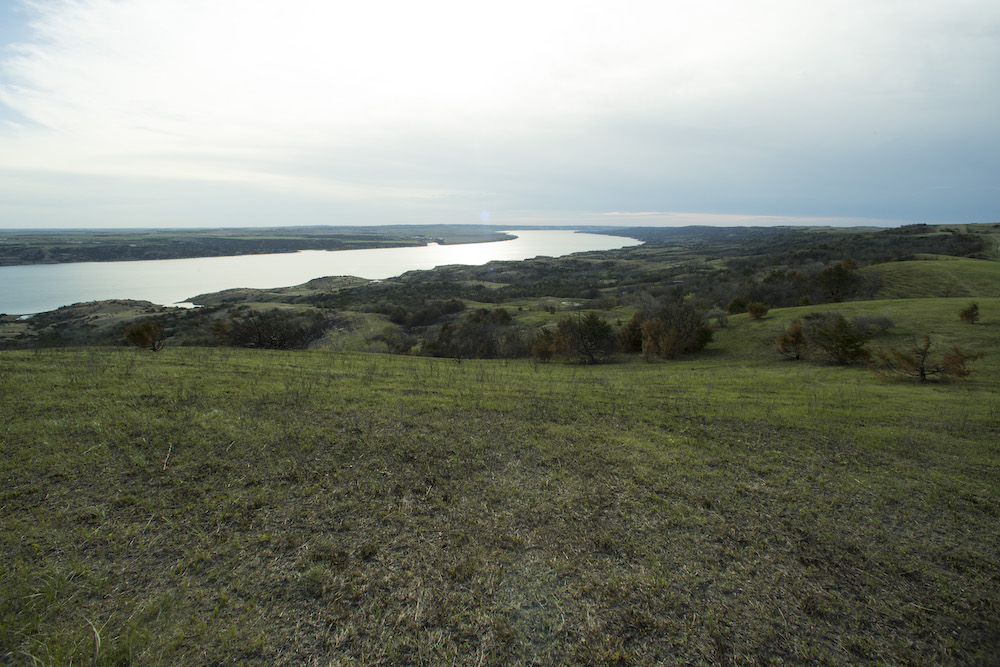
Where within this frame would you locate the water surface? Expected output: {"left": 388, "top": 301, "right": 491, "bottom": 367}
{"left": 1, "top": 229, "right": 641, "bottom": 314}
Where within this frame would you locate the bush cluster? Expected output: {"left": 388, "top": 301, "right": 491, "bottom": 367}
{"left": 532, "top": 312, "right": 617, "bottom": 365}
{"left": 210, "top": 308, "right": 333, "bottom": 350}
{"left": 776, "top": 312, "right": 892, "bottom": 364}
{"left": 617, "top": 300, "right": 713, "bottom": 361}
{"left": 423, "top": 308, "right": 523, "bottom": 360}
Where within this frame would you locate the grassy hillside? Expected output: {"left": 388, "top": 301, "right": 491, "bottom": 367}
{"left": 868, "top": 256, "right": 1000, "bottom": 299}
{"left": 725, "top": 297, "right": 999, "bottom": 373}
{"left": 2, "top": 298, "right": 997, "bottom": 665}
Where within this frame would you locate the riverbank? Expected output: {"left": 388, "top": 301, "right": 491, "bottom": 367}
{"left": 0, "top": 225, "right": 517, "bottom": 267}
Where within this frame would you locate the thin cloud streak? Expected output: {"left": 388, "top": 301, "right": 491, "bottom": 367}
{"left": 0, "top": 0, "right": 997, "bottom": 228}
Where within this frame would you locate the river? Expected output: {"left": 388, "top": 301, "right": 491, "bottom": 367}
{"left": 0, "top": 229, "right": 642, "bottom": 315}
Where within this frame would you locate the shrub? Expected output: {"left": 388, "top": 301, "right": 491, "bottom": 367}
{"left": 423, "top": 308, "right": 517, "bottom": 359}
{"left": 616, "top": 312, "right": 644, "bottom": 352}
{"left": 497, "top": 330, "right": 530, "bottom": 358}
{"left": 726, "top": 296, "right": 748, "bottom": 314}
{"left": 851, "top": 314, "right": 894, "bottom": 336}
{"left": 530, "top": 329, "right": 556, "bottom": 362}
{"left": 211, "top": 308, "right": 332, "bottom": 349}
{"left": 959, "top": 302, "right": 980, "bottom": 324}
{"left": 381, "top": 298, "right": 465, "bottom": 329}
{"left": 775, "top": 319, "right": 809, "bottom": 360}
{"left": 124, "top": 319, "right": 166, "bottom": 351}
{"left": 705, "top": 307, "right": 729, "bottom": 328}
{"left": 746, "top": 302, "right": 770, "bottom": 320}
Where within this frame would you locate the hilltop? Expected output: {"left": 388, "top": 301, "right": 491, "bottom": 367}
{"left": 1, "top": 222, "right": 998, "bottom": 664}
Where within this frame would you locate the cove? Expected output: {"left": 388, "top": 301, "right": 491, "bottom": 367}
{"left": 0, "top": 229, "right": 642, "bottom": 315}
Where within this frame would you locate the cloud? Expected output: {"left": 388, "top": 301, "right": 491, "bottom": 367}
{"left": 1, "top": 0, "right": 998, "bottom": 227}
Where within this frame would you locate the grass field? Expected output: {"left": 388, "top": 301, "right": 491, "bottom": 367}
{"left": 2, "top": 298, "right": 997, "bottom": 665}
{"left": 869, "top": 257, "right": 1000, "bottom": 300}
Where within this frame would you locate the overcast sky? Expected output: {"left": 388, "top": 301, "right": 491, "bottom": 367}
{"left": 0, "top": 0, "right": 997, "bottom": 229}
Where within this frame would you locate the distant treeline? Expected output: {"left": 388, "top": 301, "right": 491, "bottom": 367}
{"left": 0, "top": 225, "right": 516, "bottom": 266}
{"left": 0, "top": 235, "right": 421, "bottom": 266}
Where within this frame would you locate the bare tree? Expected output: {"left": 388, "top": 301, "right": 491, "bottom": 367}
{"left": 871, "top": 336, "right": 982, "bottom": 382}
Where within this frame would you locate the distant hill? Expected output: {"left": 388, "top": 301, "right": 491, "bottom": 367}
{"left": 868, "top": 256, "right": 1000, "bottom": 299}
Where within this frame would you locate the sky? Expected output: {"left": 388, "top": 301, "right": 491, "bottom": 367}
{"left": 0, "top": 0, "right": 997, "bottom": 230}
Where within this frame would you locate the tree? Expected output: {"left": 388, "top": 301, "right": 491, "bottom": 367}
{"left": 639, "top": 317, "right": 672, "bottom": 361}
{"left": 801, "top": 312, "right": 871, "bottom": 364}
{"left": 814, "top": 259, "right": 861, "bottom": 302}
{"left": 551, "top": 312, "right": 617, "bottom": 364}
{"left": 618, "top": 301, "right": 713, "bottom": 360}
{"left": 124, "top": 319, "right": 166, "bottom": 351}
{"left": 959, "top": 302, "right": 980, "bottom": 324}
{"left": 872, "top": 336, "right": 982, "bottom": 382}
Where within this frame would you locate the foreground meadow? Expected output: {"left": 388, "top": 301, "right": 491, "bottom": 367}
{"left": 1, "top": 299, "right": 998, "bottom": 665}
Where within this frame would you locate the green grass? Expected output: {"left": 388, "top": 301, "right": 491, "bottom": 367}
{"left": 724, "top": 297, "right": 999, "bottom": 374}
{"left": 1, "top": 300, "right": 998, "bottom": 665}
{"left": 867, "top": 256, "right": 1000, "bottom": 299}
